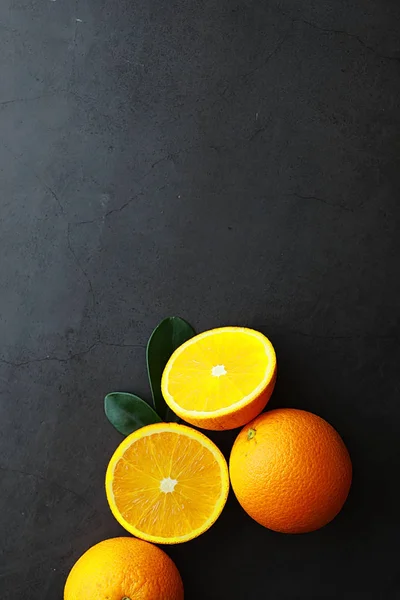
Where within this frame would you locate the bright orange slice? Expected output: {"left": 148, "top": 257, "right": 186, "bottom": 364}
{"left": 162, "top": 327, "right": 277, "bottom": 430}
{"left": 105, "top": 422, "right": 229, "bottom": 544}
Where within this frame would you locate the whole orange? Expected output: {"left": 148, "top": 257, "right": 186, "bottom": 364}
{"left": 64, "top": 537, "right": 184, "bottom": 600}
{"left": 229, "top": 409, "right": 352, "bottom": 533}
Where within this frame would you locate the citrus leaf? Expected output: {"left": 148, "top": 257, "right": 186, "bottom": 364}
{"left": 147, "top": 317, "right": 196, "bottom": 421}
{"left": 105, "top": 392, "right": 161, "bottom": 436}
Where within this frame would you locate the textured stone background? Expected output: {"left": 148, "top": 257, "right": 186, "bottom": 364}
{"left": 1, "top": 1, "right": 399, "bottom": 598}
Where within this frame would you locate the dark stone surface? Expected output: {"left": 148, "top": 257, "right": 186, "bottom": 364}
{"left": 1, "top": 0, "right": 400, "bottom": 598}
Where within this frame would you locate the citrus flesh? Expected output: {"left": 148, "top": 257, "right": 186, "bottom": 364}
{"left": 161, "top": 327, "right": 277, "bottom": 430}
{"left": 106, "top": 422, "right": 229, "bottom": 544}
{"left": 64, "top": 537, "right": 184, "bottom": 600}
{"left": 229, "top": 409, "right": 352, "bottom": 533}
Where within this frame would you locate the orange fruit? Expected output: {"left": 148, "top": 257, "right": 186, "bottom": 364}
{"left": 64, "top": 537, "right": 184, "bottom": 600}
{"left": 161, "top": 327, "right": 277, "bottom": 430}
{"left": 105, "top": 422, "right": 229, "bottom": 544}
{"left": 229, "top": 409, "right": 352, "bottom": 533}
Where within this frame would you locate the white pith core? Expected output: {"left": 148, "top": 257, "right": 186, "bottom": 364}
{"left": 212, "top": 364, "right": 227, "bottom": 377}
{"left": 160, "top": 477, "right": 178, "bottom": 493}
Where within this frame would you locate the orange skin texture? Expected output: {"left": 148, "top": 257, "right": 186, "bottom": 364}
{"left": 64, "top": 537, "right": 184, "bottom": 600}
{"left": 184, "top": 369, "right": 277, "bottom": 431}
{"left": 229, "top": 409, "right": 352, "bottom": 533}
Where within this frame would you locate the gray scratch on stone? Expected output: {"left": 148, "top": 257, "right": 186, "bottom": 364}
{"left": 300, "top": 19, "right": 400, "bottom": 63}
{"left": 291, "top": 192, "right": 354, "bottom": 212}
{"left": 0, "top": 340, "right": 145, "bottom": 368}
{"left": 66, "top": 223, "right": 97, "bottom": 316}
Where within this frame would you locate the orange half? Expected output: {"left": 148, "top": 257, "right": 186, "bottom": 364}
{"left": 105, "top": 422, "right": 229, "bottom": 544}
{"left": 161, "top": 327, "right": 277, "bottom": 430}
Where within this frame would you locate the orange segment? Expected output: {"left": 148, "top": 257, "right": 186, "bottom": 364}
{"left": 105, "top": 422, "right": 229, "bottom": 544}
{"left": 161, "top": 327, "right": 277, "bottom": 430}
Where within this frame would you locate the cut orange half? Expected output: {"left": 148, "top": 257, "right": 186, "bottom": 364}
{"left": 105, "top": 422, "right": 229, "bottom": 544}
{"left": 161, "top": 327, "right": 277, "bottom": 430}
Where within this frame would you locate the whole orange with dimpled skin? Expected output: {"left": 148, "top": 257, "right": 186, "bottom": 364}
{"left": 229, "top": 409, "right": 352, "bottom": 533}
{"left": 64, "top": 537, "right": 184, "bottom": 600}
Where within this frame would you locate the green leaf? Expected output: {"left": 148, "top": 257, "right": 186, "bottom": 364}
{"left": 147, "top": 317, "right": 196, "bottom": 421}
{"left": 105, "top": 392, "right": 161, "bottom": 436}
